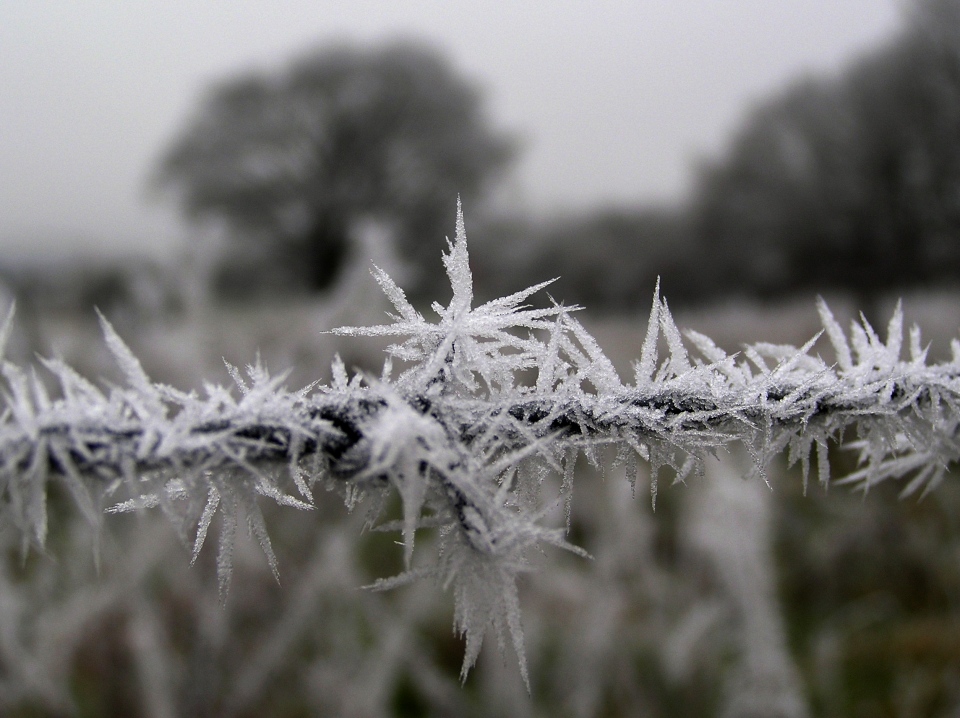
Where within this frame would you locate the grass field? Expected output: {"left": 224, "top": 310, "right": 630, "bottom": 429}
{"left": 4, "top": 288, "right": 960, "bottom": 716}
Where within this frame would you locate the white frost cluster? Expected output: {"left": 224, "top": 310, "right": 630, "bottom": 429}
{"left": 1, "top": 202, "right": 960, "bottom": 684}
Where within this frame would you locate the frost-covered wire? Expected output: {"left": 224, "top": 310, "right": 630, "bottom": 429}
{"left": 2, "top": 201, "right": 960, "bottom": 682}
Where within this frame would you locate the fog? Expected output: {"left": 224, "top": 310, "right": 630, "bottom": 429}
{"left": 0, "top": 1, "right": 899, "bottom": 258}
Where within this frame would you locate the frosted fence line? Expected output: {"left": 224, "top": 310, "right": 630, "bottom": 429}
{"left": 1, "top": 202, "right": 958, "bottom": 684}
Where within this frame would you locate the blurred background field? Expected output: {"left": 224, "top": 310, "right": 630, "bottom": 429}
{"left": 5, "top": 1, "right": 960, "bottom": 716}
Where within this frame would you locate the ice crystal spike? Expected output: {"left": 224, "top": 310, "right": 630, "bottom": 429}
{"left": 636, "top": 278, "right": 661, "bottom": 386}
{"left": 443, "top": 195, "right": 474, "bottom": 319}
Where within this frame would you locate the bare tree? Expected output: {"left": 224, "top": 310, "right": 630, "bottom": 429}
{"left": 154, "top": 40, "right": 515, "bottom": 296}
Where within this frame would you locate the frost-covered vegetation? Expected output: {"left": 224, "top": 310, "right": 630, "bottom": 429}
{"left": 3, "top": 206, "right": 960, "bottom": 715}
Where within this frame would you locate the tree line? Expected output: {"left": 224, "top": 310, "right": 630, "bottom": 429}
{"left": 155, "top": 0, "right": 960, "bottom": 313}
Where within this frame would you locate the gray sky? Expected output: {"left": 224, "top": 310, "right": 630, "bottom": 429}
{"left": 0, "top": 1, "right": 902, "bottom": 259}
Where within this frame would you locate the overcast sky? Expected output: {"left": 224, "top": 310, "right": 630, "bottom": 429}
{"left": 0, "top": 1, "right": 903, "bottom": 259}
